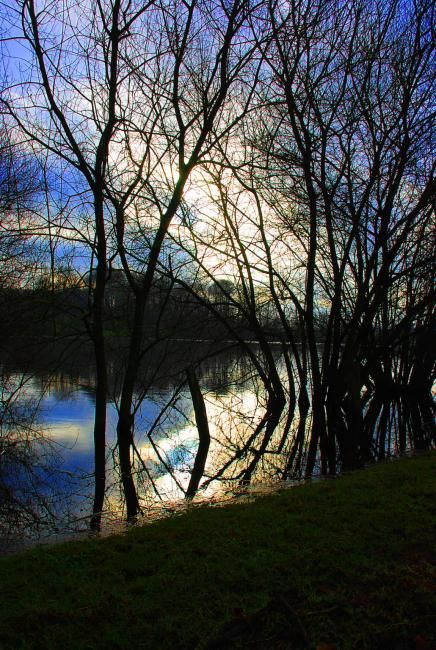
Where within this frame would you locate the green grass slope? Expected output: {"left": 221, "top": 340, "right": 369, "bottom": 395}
{"left": 1, "top": 452, "right": 435, "bottom": 649}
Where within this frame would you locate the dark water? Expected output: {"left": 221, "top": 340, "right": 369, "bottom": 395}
{"left": 1, "top": 340, "right": 433, "bottom": 554}
{"left": 0, "top": 344, "right": 276, "bottom": 551}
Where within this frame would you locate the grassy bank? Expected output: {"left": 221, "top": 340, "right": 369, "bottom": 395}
{"left": 1, "top": 452, "right": 435, "bottom": 649}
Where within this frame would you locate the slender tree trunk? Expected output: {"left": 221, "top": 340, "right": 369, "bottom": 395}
{"left": 185, "top": 366, "right": 210, "bottom": 499}
{"left": 90, "top": 255, "right": 108, "bottom": 530}
{"left": 89, "top": 185, "right": 111, "bottom": 529}
{"left": 90, "top": 321, "right": 107, "bottom": 530}
{"left": 116, "top": 294, "right": 144, "bottom": 519}
{"left": 283, "top": 382, "right": 310, "bottom": 479}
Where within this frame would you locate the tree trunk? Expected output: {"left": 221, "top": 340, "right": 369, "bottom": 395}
{"left": 90, "top": 257, "right": 108, "bottom": 530}
{"left": 116, "top": 295, "right": 144, "bottom": 520}
{"left": 185, "top": 366, "right": 210, "bottom": 499}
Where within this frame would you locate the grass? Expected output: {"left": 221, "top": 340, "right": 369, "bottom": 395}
{"left": 0, "top": 451, "right": 435, "bottom": 649}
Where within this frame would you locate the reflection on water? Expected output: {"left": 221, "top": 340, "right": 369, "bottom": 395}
{"left": 0, "top": 348, "right": 273, "bottom": 551}
{"left": 1, "top": 339, "right": 430, "bottom": 553}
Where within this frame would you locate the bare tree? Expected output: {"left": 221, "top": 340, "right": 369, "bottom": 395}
{"left": 2, "top": 0, "right": 260, "bottom": 521}
{"left": 246, "top": 0, "right": 435, "bottom": 472}
{"left": 2, "top": 0, "right": 159, "bottom": 526}
{"left": 99, "top": 0, "right": 260, "bottom": 517}
{"left": 168, "top": 0, "right": 435, "bottom": 484}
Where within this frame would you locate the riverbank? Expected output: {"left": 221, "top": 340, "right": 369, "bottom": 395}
{"left": 1, "top": 452, "right": 435, "bottom": 649}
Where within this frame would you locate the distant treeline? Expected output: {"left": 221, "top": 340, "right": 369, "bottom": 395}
{"left": 0, "top": 270, "right": 311, "bottom": 344}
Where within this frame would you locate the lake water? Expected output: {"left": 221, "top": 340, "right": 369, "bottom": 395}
{"left": 1, "top": 339, "right": 429, "bottom": 553}
{"left": 0, "top": 345, "right": 283, "bottom": 551}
